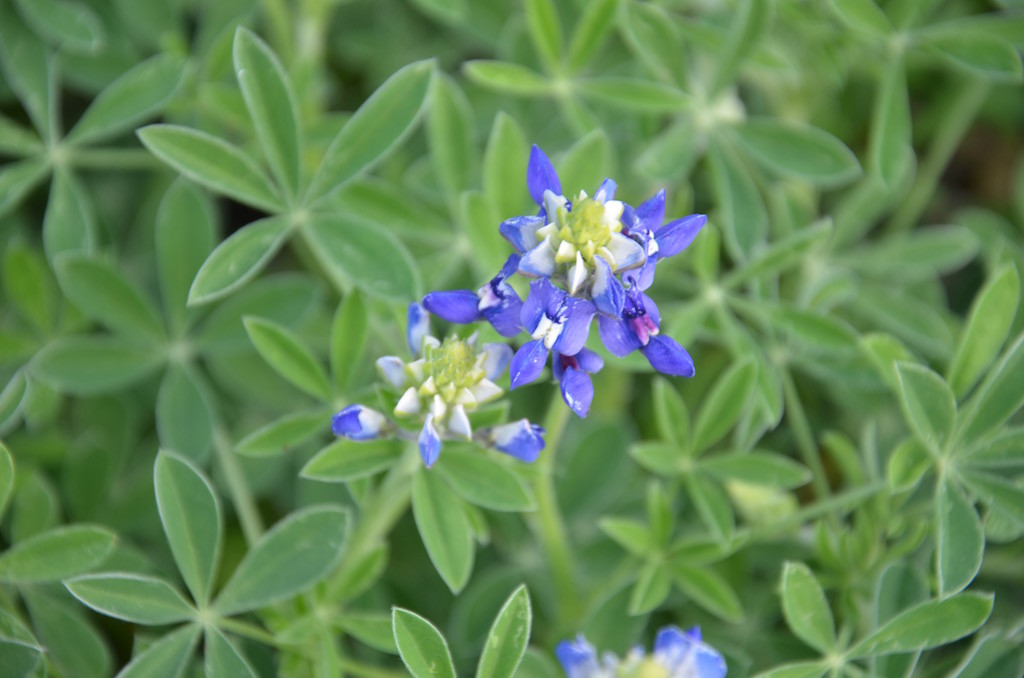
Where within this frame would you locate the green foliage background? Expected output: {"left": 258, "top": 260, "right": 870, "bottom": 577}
{"left": 1, "top": 0, "right": 1024, "bottom": 676}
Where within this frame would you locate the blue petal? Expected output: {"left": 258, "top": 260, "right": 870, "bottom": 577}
{"left": 655, "top": 214, "right": 706, "bottom": 258}
{"left": 480, "top": 343, "right": 513, "bottom": 380}
{"left": 551, "top": 350, "right": 565, "bottom": 382}
{"left": 491, "top": 419, "right": 545, "bottom": 462}
{"left": 653, "top": 625, "right": 726, "bottom": 678}
{"left": 498, "top": 253, "right": 521, "bottom": 280}
{"left": 406, "top": 303, "right": 430, "bottom": 355}
{"left": 591, "top": 255, "right": 625, "bottom": 317}
{"left": 560, "top": 367, "right": 594, "bottom": 418}
{"left": 637, "top": 189, "right": 666, "bottom": 232}
{"left": 332, "top": 405, "right": 386, "bottom": 440}
{"left": 634, "top": 259, "right": 657, "bottom": 291}
{"left": 594, "top": 178, "right": 617, "bottom": 203}
{"left": 598, "top": 314, "right": 642, "bottom": 357}
{"left": 519, "top": 239, "right": 557, "bottom": 277}
{"left": 499, "top": 216, "right": 544, "bottom": 253}
{"left": 643, "top": 293, "right": 661, "bottom": 327}
{"left": 551, "top": 298, "right": 596, "bottom": 356}
{"left": 422, "top": 290, "right": 481, "bottom": 324}
{"left": 641, "top": 335, "right": 695, "bottom": 377}
{"left": 509, "top": 340, "right": 549, "bottom": 389}
{"left": 482, "top": 296, "right": 524, "bottom": 337}
{"left": 575, "top": 347, "right": 604, "bottom": 373}
{"left": 527, "top": 145, "right": 561, "bottom": 206}
{"left": 521, "top": 279, "right": 555, "bottom": 333}
{"left": 418, "top": 414, "right": 442, "bottom": 467}
{"left": 555, "top": 636, "right": 599, "bottom": 678}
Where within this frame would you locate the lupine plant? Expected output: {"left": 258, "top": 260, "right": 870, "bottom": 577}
{"left": 1, "top": 0, "right": 1024, "bottom": 677}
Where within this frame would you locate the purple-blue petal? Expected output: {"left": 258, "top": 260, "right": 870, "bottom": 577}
{"left": 521, "top": 279, "right": 554, "bottom": 333}
{"left": 491, "top": 419, "right": 545, "bottom": 463}
{"left": 641, "top": 335, "right": 695, "bottom": 377}
{"left": 509, "top": 340, "right": 549, "bottom": 389}
{"left": 527, "top": 145, "right": 561, "bottom": 206}
{"left": 637, "top": 189, "right": 666, "bottom": 232}
{"left": 499, "top": 216, "right": 544, "bottom": 253}
{"left": 653, "top": 625, "right": 726, "bottom": 678}
{"left": 482, "top": 296, "right": 524, "bottom": 337}
{"left": 560, "top": 367, "right": 594, "bottom": 418}
{"left": 642, "top": 293, "right": 661, "bottom": 328}
{"left": 594, "top": 178, "right": 617, "bottom": 203}
{"left": 655, "top": 214, "right": 706, "bottom": 258}
{"left": 551, "top": 298, "right": 596, "bottom": 356}
{"left": 422, "top": 290, "right": 481, "bottom": 324}
{"left": 406, "top": 302, "right": 430, "bottom": 355}
{"left": 331, "top": 405, "right": 385, "bottom": 440}
{"left": 555, "top": 636, "right": 599, "bottom": 678}
{"left": 634, "top": 259, "right": 657, "bottom": 291}
{"left": 417, "top": 415, "right": 442, "bottom": 467}
{"left": 598, "top": 314, "right": 642, "bottom": 357}
{"left": 575, "top": 347, "right": 604, "bottom": 374}
{"left": 591, "top": 255, "right": 625, "bottom": 317}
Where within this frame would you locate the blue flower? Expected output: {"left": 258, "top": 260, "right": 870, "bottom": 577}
{"left": 556, "top": 626, "right": 726, "bottom": 678}
{"left": 621, "top": 191, "right": 707, "bottom": 291}
{"left": 487, "top": 419, "right": 546, "bottom": 462}
{"left": 552, "top": 348, "right": 603, "bottom": 418}
{"left": 598, "top": 275, "right": 695, "bottom": 377}
{"left": 331, "top": 405, "right": 388, "bottom": 440}
{"left": 510, "top": 279, "right": 596, "bottom": 388}
{"left": 421, "top": 254, "right": 524, "bottom": 337}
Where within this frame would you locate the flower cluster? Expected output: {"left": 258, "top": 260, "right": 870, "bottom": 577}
{"left": 424, "top": 146, "right": 705, "bottom": 418}
{"left": 557, "top": 626, "right": 727, "bottom": 678}
{"left": 331, "top": 303, "right": 545, "bottom": 467}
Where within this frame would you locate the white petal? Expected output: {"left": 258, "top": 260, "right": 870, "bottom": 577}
{"left": 603, "top": 200, "right": 624, "bottom": 225}
{"left": 448, "top": 404, "right": 472, "bottom": 439}
{"left": 376, "top": 357, "right": 406, "bottom": 388}
{"left": 556, "top": 239, "right": 577, "bottom": 263}
{"left": 519, "top": 236, "right": 557, "bottom": 277}
{"left": 479, "top": 343, "right": 513, "bottom": 380}
{"left": 407, "top": 359, "right": 426, "bottom": 382}
{"left": 543, "top": 189, "right": 567, "bottom": 217}
{"left": 605, "top": 232, "right": 646, "bottom": 271}
{"left": 394, "top": 387, "right": 421, "bottom": 416}
{"left": 568, "top": 251, "right": 589, "bottom": 295}
{"left": 471, "top": 379, "right": 503, "bottom": 403}
{"left": 431, "top": 395, "right": 447, "bottom": 420}
{"left": 420, "top": 375, "right": 437, "bottom": 395}
{"left": 454, "top": 387, "right": 477, "bottom": 406}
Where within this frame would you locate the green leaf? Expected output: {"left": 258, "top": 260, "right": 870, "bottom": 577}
{"left": 767, "top": 307, "right": 858, "bottom": 353}
{"left": 67, "top": 53, "right": 186, "bottom": 146}
{"left": 620, "top": 1, "right": 685, "bottom": 87}
{"left": 710, "top": 0, "right": 772, "bottom": 93}
{"left": 525, "top": 0, "right": 562, "bottom": 73}
{"left": 330, "top": 292, "right": 368, "bottom": 390}
{"left": 895, "top": 362, "right": 956, "bottom": 454}
{"left": 0, "top": 8, "right": 55, "bottom": 141}
{"left": 301, "top": 439, "right": 403, "bottom": 482}
{"left": 558, "top": 129, "right": 612, "bottom": 198}
{"left": 117, "top": 624, "right": 199, "bottom": 678}
{"left": 243, "top": 316, "right": 330, "bottom": 399}
{"left": 304, "top": 215, "right": 420, "bottom": 301}
{"left": 307, "top": 60, "right": 433, "bottom": 203}
{"left": 138, "top": 125, "right": 284, "bottom": 212}
{"left": 0, "top": 114, "right": 42, "bottom": 155}
{"left": 725, "top": 218, "right": 832, "bottom": 287}
{"left": 599, "top": 517, "right": 652, "bottom": 557}
{"left": 841, "top": 225, "right": 979, "bottom": 281}
{"left": 651, "top": 378, "right": 690, "bottom": 446}
{"left": 233, "top": 28, "right": 301, "bottom": 197}
{"left": 708, "top": 139, "right": 768, "bottom": 260}
{"left": 869, "top": 55, "right": 912, "bottom": 186}
{"left": 936, "top": 478, "right": 984, "bottom": 597}
{"left": 575, "top": 78, "right": 689, "bottom": 112}
{"left": 629, "top": 561, "right": 671, "bottom": 615}
{"left": 0, "top": 442, "right": 14, "bottom": 521}
{"left": 23, "top": 589, "right": 112, "bottom": 678}
{"left": 0, "top": 525, "right": 116, "bottom": 583}
{"left": 3, "top": 245, "right": 57, "bottom": 336}
{"left": 781, "top": 562, "right": 836, "bottom": 653}
{"left": 32, "top": 337, "right": 165, "bottom": 395}
{"left": 700, "top": 452, "right": 811, "bottom": 489}
{"left": 154, "top": 451, "right": 222, "bottom": 605}
{"left": 0, "top": 637, "right": 43, "bottom": 678}
{"left": 947, "top": 264, "right": 1020, "bottom": 398}
{"left": 854, "top": 286, "right": 953, "bottom": 360}
{"left": 886, "top": 438, "right": 932, "bottom": 492}
{"left": 692, "top": 358, "right": 758, "bottom": 453}
{"left": 214, "top": 505, "right": 348, "bottom": 615}
{"left": 685, "top": 474, "right": 734, "bottom": 539}
{"left": 0, "top": 158, "right": 48, "bottom": 219}
{"left": 463, "top": 61, "right": 556, "bottom": 97}
{"left": 849, "top": 593, "right": 993, "bottom": 657}
{"left": 392, "top": 608, "right": 456, "bottom": 678}
{"left": 236, "top": 409, "right": 327, "bottom": 457}
{"left": 427, "top": 73, "right": 475, "bottom": 199}
{"left": 12, "top": 0, "right": 103, "bottom": 52}
{"left": 733, "top": 119, "right": 861, "bottom": 186}
{"left": 156, "top": 366, "right": 214, "bottom": 461}
{"left": 188, "top": 216, "right": 291, "bottom": 306}
{"left": 962, "top": 428, "right": 1024, "bottom": 470}
{"left": 477, "top": 585, "right": 532, "bottom": 678}
{"left": 412, "top": 470, "right": 474, "bottom": 593}
{"left": 0, "top": 371, "right": 27, "bottom": 429}
{"left": 753, "top": 662, "right": 827, "bottom": 678}
{"left": 435, "top": 447, "right": 535, "bottom": 512}
{"left": 959, "top": 471, "right": 1024, "bottom": 527}
{"left": 64, "top": 574, "right": 195, "bottom": 625}
{"left": 205, "top": 627, "right": 256, "bottom": 678}
{"left": 42, "top": 169, "right": 95, "bottom": 263}
{"left": 959, "top": 333, "right": 1024, "bottom": 443}
{"left": 829, "top": 0, "right": 892, "bottom": 36}
{"left": 671, "top": 565, "right": 744, "bottom": 623}
{"left": 156, "top": 182, "right": 216, "bottom": 331}
{"left": 336, "top": 611, "right": 397, "bottom": 652}
{"left": 922, "top": 34, "right": 1023, "bottom": 82}
{"left": 568, "top": 0, "right": 618, "bottom": 72}
{"left": 483, "top": 112, "right": 528, "bottom": 219}
{"left": 55, "top": 254, "right": 165, "bottom": 341}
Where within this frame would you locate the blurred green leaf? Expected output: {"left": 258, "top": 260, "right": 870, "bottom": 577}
{"left": 525, "top": 0, "right": 563, "bottom": 74}
{"left": 214, "top": 506, "right": 348, "bottom": 614}
{"left": 711, "top": 0, "right": 772, "bottom": 94}
{"left": 868, "top": 55, "right": 912, "bottom": 186}
{"left": 753, "top": 662, "right": 827, "bottom": 678}
{"left": 23, "top": 590, "right": 112, "bottom": 678}
{"left": 154, "top": 451, "right": 221, "bottom": 605}
{"left": 829, "top": 0, "right": 892, "bottom": 36}
{"left": 427, "top": 74, "right": 475, "bottom": 199}
{"left": 12, "top": 0, "right": 103, "bottom": 52}
{"left": 575, "top": 78, "right": 689, "bottom": 112}
{"left": 308, "top": 60, "right": 433, "bottom": 203}
{"left": 301, "top": 439, "right": 403, "bottom": 482}
{"left": 477, "top": 585, "right": 531, "bottom": 678}
{"left": 0, "top": 371, "right": 27, "bottom": 429}
{"left": 685, "top": 474, "right": 735, "bottom": 539}
{"left": 412, "top": 470, "right": 474, "bottom": 593}
{"left": 948, "top": 264, "right": 1020, "bottom": 398}
{"left": 3, "top": 245, "right": 57, "bottom": 336}
{"left": 236, "top": 409, "right": 327, "bottom": 457}
{"left": 629, "top": 561, "right": 671, "bottom": 615}
{"left": 0, "top": 442, "right": 14, "bottom": 521}
{"left": 65, "top": 574, "right": 195, "bottom": 625}
{"left": 117, "top": 624, "right": 199, "bottom": 678}
{"left": 959, "top": 333, "right": 1024, "bottom": 443}
{"left": 463, "top": 61, "right": 556, "bottom": 96}
{"left": 0, "top": 158, "right": 49, "bottom": 218}
{"left": 154, "top": 182, "right": 217, "bottom": 331}
{"left": 483, "top": 112, "right": 528, "bottom": 219}
{"left": 157, "top": 366, "right": 214, "bottom": 461}
{"left": 32, "top": 337, "right": 164, "bottom": 394}
{"left": 0, "top": 525, "right": 115, "bottom": 583}
{"left": 0, "top": 10, "right": 55, "bottom": 141}
{"left": 188, "top": 216, "right": 291, "bottom": 306}
{"left": 733, "top": 119, "right": 861, "bottom": 186}
{"left": 921, "top": 34, "right": 1023, "bottom": 82}
{"left": 849, "top": 593, "right": 993, "bottom": 657}
{"left": 935, "top": 478, "right": 984, "bottom": 597}
{"left": 205, "top": 627, "right": 256, "bottom": 678}
{"left": 435, "top": 447, "right": 535, "bottom": 512}
{"left": 0, "top": 114, "right": 42, "bottom": 155}
{"left": 56, "top": 254, "right": 165, "bottom": 341}
{"left": 392, "top": 608, "right": 456, "bottom": 678}
{"left": 329, "top": 292, "right": 367, "bottom": 391}
{"left": 568, "top": 0, "right": 618, "bottom": 72}
{"left": 243, "top": 316, "right": 330, "bottom": 399}
{"left": 671, "top": 564, "right": 744, "bottom": 623}
{"left": 895, "top": 362, "right": 956, "bottom": 455}
{"left": 42, "top": 170, "right": 95, "bottom": 263}
{"left": 708, "top": 139, "right": 768, "bottom": 260}
{"left": 700, "top": 452, "right": 810, "bottom": 489}
{"left": 692, "top": 358, "right": 757, "bottom": 453}
{"left": 781, "top": 561, "right": 835, "bottom": 653}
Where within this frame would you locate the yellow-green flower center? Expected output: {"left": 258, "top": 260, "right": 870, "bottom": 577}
{"left": 428, "top": 338, "right": 481, "bottom": 392}
{"left": 624, "top": 659, "right": 669, "bottom": 678}
{"left": 553, "top": 195, "right": 620, "bottom": 265}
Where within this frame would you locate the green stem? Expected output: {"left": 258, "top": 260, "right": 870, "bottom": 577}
{"left": 886, "top": 78, "right": 989, "bottom": 234}
{"left": 779, "top": 368, "right": 832, "bottom": 502}
{"left": 528, "top": 393, "right": 579, "bottom": 633}
{"left": 328, "top": 446, "right": 419, "bottom": 597}
{"left": 217, "top": 617, "right": 290, "bottom": 648}
{"left": 68, "top": 148, "right": 163, "bottom": 171}
{"left": 213, "top": 428, "right": 265, "bottom": 545}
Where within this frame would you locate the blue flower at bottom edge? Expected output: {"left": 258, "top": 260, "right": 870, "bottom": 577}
{"left": 556, "top": 626, "right": 726, "bottom": 678}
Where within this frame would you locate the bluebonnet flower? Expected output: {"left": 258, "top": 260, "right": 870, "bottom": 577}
{"left": 333, "top": 304, "right": 545, "bottom": 467}
{"left": 556, "top": 626, "right": 726, "bottom": 678}
{"left": 620, "top": 191, "right": 708, "bottom": 292}
{"left": 422, "top": 254, "right": 524, "bottom": 337}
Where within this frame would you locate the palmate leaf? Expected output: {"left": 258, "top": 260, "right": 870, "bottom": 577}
{"left": 411, "top": 470, "right": 474, "bottom": 593}
{"left": 188, "top": 216, "right": 292, "bottom": 306}
{"left": 64, "top": 574, "right": 196, "bottom": 625}
{"left": 0, "top": 525, "right": 116, "bottom": 583}
{"left": 392, "top": 608, "right": 456, "bottom": 678}
{"left": 477, "top": 585, "right": 532, "bottom": 677}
